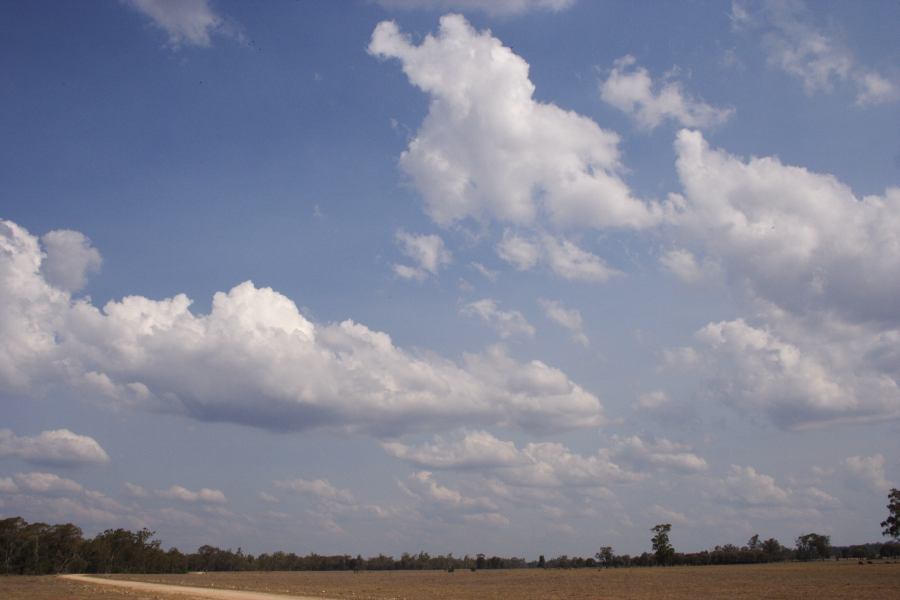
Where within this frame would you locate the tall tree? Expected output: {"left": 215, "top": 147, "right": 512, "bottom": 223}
{"left": 881, "top": 488, "right": 900, "bottom": 540}
{"left": 650, "top": 524, "right": 674, "bottom": 566}
{"left": 761, "top": 538, "right": 783, "bottom": 558}
{"left": 595, "top": 546, "right": 613, "bottom": 567}
{"left": 795, "top": 533, "right": 831, "bottom": 561}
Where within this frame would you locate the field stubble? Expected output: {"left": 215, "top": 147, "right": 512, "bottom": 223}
{"left": 2, "top": 561, "right": 899, "bottom": 600}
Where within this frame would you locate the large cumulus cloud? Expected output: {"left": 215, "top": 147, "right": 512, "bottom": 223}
{"left": 664, "top": 131, "right": 900, "bottom": 429}
{"left": 369, "top": 14, "right": 659, "bottom": 281}
{"left": 0, "top": 219, "right": 604, "bottom": 436}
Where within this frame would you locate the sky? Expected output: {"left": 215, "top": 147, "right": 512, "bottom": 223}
{"left": 1, "top": 0, "right": 899, "bottom": 559}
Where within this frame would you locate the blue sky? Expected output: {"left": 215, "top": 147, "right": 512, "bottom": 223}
{"left": 1, "top": 0, "right": 899, "bottom": 558}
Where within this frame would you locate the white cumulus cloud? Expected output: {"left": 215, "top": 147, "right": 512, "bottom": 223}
{"left": 376, "top": 0, "right": 575, "bottom": 16}
{"left": 158, "top": 484, "right": 227, "bottom": 504}
{"left": 402, "top": 470, "right": 497, "bottom": 512}
{"left": 611, "top": 435, "right": 708, "bottom": 474}
{"left": 671, "top": 129, "right": 900, "bottom": 322}
{"left": 842, "top": 454, "right": 891, "bottom": 493}
{"left": 40, "top": 230, "right": 102, "bottom": 293}
{"left": 383, "top": 430, "right": 522, "bottom": 469}
{"left": 691, "top": 317, "right": 900, "bottom": 429}
{"left": 722, "top": 465, "right": 791, "bottom": 506}
{"left": 600, "top": 55, "right": 733, "bottom": 130}
{"left": 0, "top": 219, "right": 604, "bottom": 438}
{"left": 386, "top": 430, "right": 667, "bottom": 493}
{"left": 369, "top": 15, "right": 660, "bottom": 231}
{"left": 496, "top": 230, "right": 541, "bottom": 271}
{"left": 12, "top": 472, "right": 84, "bottom": 495}
{"left": 496, "top": 231, "right": 620, "bottom": 282}
{"left": 0, "top": 429, "right": 110, "bottom": 466}
{"left": 393, "top": 230, "right": 452, "bottom": 280}
{"left": 664, "top": 131, "right": 900, "bottom": 429}
{"left": 659, "top": 248, "right": 709, "bottom": 284}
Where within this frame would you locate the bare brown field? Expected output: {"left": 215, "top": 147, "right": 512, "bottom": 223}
{"left": 27, "top": 560, "right": 897, "bottom": 600}
{"left": 0, "top": 574, "right": 212, "bottom": 600}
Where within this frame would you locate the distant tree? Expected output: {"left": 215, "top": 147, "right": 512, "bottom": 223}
{"left": 881, "top": 488, "right": 900, "bottom": 540}
{"left": 595, "top": 546, "right": 614, "bottom": 567}
{"left": 880, "top": 542, "right": 900, "bottom": 558}
{"left": 746, "top": 534, "right": 760, "bottom": 551}
{"left": 475, "top": 553, "right": 485, "bottom": 570}
{"left": 796, "top": 533, "right": 831, "bottom": 561}
{"left": 650, "top": 524, "right": 674, "bottom": 566}
{"left": 538, "top": 554, "right": 545, "bottom": 568}
{"left": 761, "top": 538, "right": 783, "bottom": 558}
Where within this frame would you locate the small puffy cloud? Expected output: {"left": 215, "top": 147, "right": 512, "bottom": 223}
{"left": 600, "top": 55, "right": 733, "bottom": 130}
{"left": 496, "top": 231, "right": 541, "bottom": 271}
{"left": 0, "top": 219, "right": 605, "bottom": 437}
{"left": 258, "top": 491, "right": 279, "bottom": 503}
{"left": 369, "top": 15, "right": 659, "bottom": 230}
{"left": 274, "top": 478, "right": 355, "bottom": 505}
{"left": 855, "top": 71, "right": 898, "bottom": 106}
{"left": 496, "top": 231, "right": 620, "bottom": 282}
{"left": 539, "top": 299, "right": 588, "bottom": 346}
{"left": 659, "top": 248, "right": 707, "bottom": 284}
{"left": 401, "top": 471, "right": 497, "bottom": 512}
{"left": 542, "top": 235, "right": 620, "bottom": 282}
{"left": 462, "top": 511, "right": 510, "bottom": 527}
{"left": 712, "top": 464, "right": 838, "bottom": 518}
{"left": 648, "top": 504, "right": 690, "bottom": 525}
{"left": 502, "top": 441, "right": 639, "bottom": 488}
{"left": 124, "top": 482, "right": 148, "bottom": 498}
{"left": 122, "top": 0, "right": 242, "bottom": 49}
{"left": 383, "top": 430, "right": 522, "bottom": 469}
{"left": 470, "top": 262, "right": 498, "bottom": 282}
{"left": 0, "top": 428, "right": 110, "bottom": 466}
{"left": 376, "top": 0, "right": 575, "bottom": 16}
{"left": 633, "top": 390, "right": 698, "bottom": 426}
{"left": 461, "top": 298, "right": 535, "bottom": 339}
{"left": 393, "top": 230, "right": 452, "bottom": 281}
{"left": 612, "top": 435, "right": 708, "bottom": 473}
{"left": 661, "top": 346, "right": 700, "bottom": 370}
{"left": 733, "top": 0, "right": 897, "bottom": 105}
{"left": 158, "top": 485, "right": 227, "bottom": 504}
{"left": 462, "top": 345, "right": 606, "bottom": 431}
{"left": 842, "top": 454, "right": 891, "bottom": 493}
{"left": 1, "top": 472, "right": 132, "bottom": 527}
{"left": 635, "top": 390, "right": 669, "bottom": 411}
{"left": 40, "top": 230, "right": 101, "bottom": 292}
{"left": 275, "top": 478, "right": 391, "bottom": 528}
{"left": 388, "top": 430, "right": 639, "bottom": 491}
{"left": 721, "top": 465, "right": 791, "bottom": 506}
{"left": 13, "top": 472, "right": 84, "bottom": 495}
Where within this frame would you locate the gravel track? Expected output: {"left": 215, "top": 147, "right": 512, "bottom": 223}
{"left": 59, "top": 574, "right": 335, "bottom": 600}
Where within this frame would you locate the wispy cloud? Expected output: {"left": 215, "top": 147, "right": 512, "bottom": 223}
{"left": 123, "top": 0, "right": 243, "bottom": 49}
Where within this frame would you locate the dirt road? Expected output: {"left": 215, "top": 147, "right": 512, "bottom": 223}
{"left": 59, "top": 574, "right": 335, "bottom": 600}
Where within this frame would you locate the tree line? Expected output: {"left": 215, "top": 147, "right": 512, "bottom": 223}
{"left": 2, "top": 490, "right": 898, "bottom": 575}
{"left": 2, "top": 515, "right": 898, "bottom": 575}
